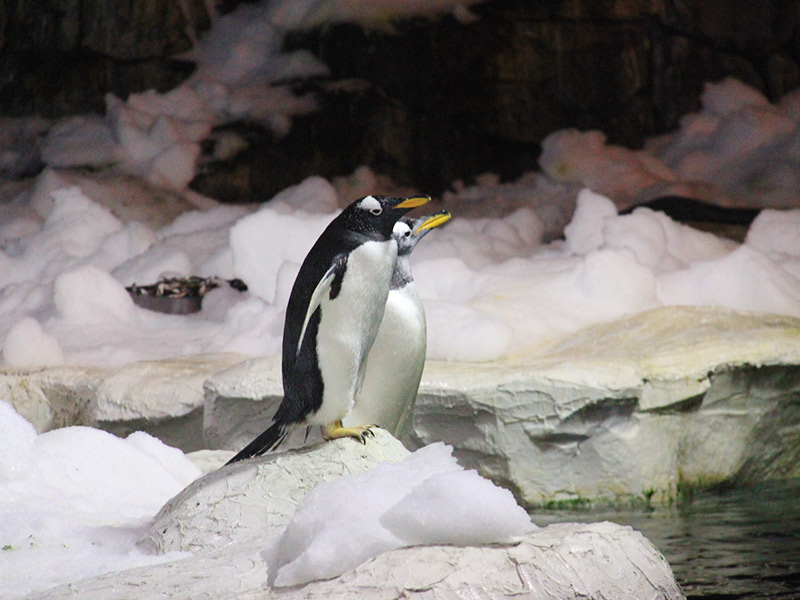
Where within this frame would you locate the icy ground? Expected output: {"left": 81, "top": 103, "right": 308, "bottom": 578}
{"left": 0, "top": 402, "right": 199, "bottom": 597}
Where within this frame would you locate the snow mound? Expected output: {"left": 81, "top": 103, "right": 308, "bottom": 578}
{"left": 265, "top": 442, "right": 533, "bottom": 587}
{"left": 0, "top": 404, "right": 200, "bottom": 598}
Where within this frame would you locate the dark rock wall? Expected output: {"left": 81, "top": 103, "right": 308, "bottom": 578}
{"left": 0, "top": 0, "right": 205, "bottom": 116}
{"left": 3, "top": 0, "right": 800, "bottom": 196}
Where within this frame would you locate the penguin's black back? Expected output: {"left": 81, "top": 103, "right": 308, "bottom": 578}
{"left": 278, "top": 210, "right": 389, "bottom": 423}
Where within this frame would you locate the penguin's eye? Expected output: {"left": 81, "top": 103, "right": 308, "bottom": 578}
{"left": 403, "top": 230, "right": 411, "bottom": 238}
{"left": 369, "top": 207, "right": 383, "bottom": 215}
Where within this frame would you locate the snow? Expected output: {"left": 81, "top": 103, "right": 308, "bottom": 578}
{"left": 2, "top": 154, "right": 800, "bottom": 366}
{"left": 746, "top": 208, "right": 800, "bottom": 258}
{"left": 0, "top": 402, "right": 199, "bottom": 598}
{"left": 265, "top": 442, "right": 533, "bottom": 587}
{"left": 542, "top": 77, "right": 800, "bottom": 209}
{"left": 264, "top": 0, "right": 487, "bottom": 30}
{"left": 1, "top": 317, "right": 63, "bottom": 368}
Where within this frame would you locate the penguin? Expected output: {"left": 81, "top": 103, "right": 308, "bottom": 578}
{"left": 343, "top": 210, "right": 451, "bottom": 443}
{"left": 226, "top": 194, "right": 430, "bottom": 464}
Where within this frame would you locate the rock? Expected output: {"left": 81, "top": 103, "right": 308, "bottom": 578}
{"left": 201, "top": 355, "right": 283, "bottom": 451}
{"left": 33, "top": 427, "right": 683, "bottom": 600}
{"left": 0, "top": 365, "right": 99, "bottom": 433}
{"left": 31, "top": 523, "right": 684, "bottom": 600}
{"left": 184, "top": 448, "right": 235, "bottom": 474}
{"left": 0, "top": 353, "right": 243, "bottom": 451}
{"left": 138, "top": 428, "right": 410, "bottom": 554}
{"left": 412, "top": 305, "right": 800, "bottom": 507}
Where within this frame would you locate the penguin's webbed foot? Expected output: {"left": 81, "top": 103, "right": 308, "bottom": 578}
{"left": 321, "top": 420, "right": 377, "bottom": 444}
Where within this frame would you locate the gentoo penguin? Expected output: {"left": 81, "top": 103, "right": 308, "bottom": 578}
{"left": 343, "top": 210, "right": 451, "bottom": 442}
{"left": 226, "top": 194, "right": 430, "bottom": 464}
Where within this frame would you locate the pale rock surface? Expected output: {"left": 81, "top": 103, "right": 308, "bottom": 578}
{"left": 139, "top": 429, "right": 410, "bottom": 554}
{"left": 31, "top": 523, "right": 684, "bottom": 600}
{"left": 32, "top": 428, "right": 683, "bottom": 600}
{"left": 202, "top": 354, "right": 283, "bottom": 450}
{"left": 0, "top": 354, "right": 243, "bottom": 451}
{"left": 413, "top": 305, "right": 800, "bottom": 506}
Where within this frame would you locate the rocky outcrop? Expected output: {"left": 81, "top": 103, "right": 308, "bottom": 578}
{"left": 32, "top": 523, "right": 685, "bottom": 600}
{"left": 202, "top": 305, "right": 800, "bottom": 507}
{"left": 413, "top": 306, "right": 800, "bottom": 507}
{"left": 0, "top": 0, "right": 206, "bottom": 117}
{"left": 29, "top": 428, "right": 684, "bottom": 600}
{"left": 0, "top": 353, "right": 242, "bottom": 452}
{"left": 139, "top": 430, "right": 410, "bottom": 554}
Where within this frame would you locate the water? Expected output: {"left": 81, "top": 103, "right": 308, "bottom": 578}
{"left": 531, "top": 479, "right": 800, "bottom": 599}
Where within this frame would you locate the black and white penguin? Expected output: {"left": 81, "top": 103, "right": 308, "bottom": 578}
{"left": 226, "top": 194, "right": 430, "bottom": 464}
{"left": 343, "top": 210, "right": 451, "bottom": 442}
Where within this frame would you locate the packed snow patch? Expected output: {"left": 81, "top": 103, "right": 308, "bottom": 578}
{"left": 0, "top": 404, "right": 200, "bottom": 599}
{"left": 264, "top": 442, "right": 534, "bottom": 587}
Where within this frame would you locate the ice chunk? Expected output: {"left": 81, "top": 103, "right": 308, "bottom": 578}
{"left": 269, "top": 176, "right": 339, "bottom": 213}
{"left": 657, "top": 245, "right": 800, "bottom": 317}
{"left": 701, "top": 77, "right": 770, "bottom": 117}
{"left": 53, "top": 265, "right": 136, "bottom": 322}
{"left": 40, "top": 114, "right": 122, "bottom": 168}
{"left": 0, "top": 411, "right": 200, "bottom": 597}
{"left": 381, "top": 468, "right": 534, "bottom": 546}
{"left": 229, "top": 205, "right": 329, "bottom": 304}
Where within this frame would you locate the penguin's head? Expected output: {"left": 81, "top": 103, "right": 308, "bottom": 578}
{"left": 337, "top": 195, "right": 431, "bottom": 240}
{"left": 395, "top": 210, "right": 452, "bottom": 256}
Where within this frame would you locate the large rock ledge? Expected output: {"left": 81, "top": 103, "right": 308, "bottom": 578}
{"left": 30, "top": 430, "right": 684, "bottom": 600}
{"left": 2, "top": 306, "right": 799, "bottom": 506}
{"left": 31, "top": 524, "right": 684, "bottom": 600}
{"left": 414, "top": 306, "right": 800, "bottom": 506}
{"left": 0, "top": 353, "right": 244, "bottom": 452}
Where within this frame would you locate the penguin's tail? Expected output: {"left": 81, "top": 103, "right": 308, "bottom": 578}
{"left": 224, "top": 422, "right": 291, "bottom": 465}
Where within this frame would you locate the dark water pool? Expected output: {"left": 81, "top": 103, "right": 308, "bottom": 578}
{"left": 530, "top": 479, "right": 800, "bottom": 599}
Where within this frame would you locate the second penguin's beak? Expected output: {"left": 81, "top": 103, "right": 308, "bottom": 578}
{"left": 414, "top": 211, "right": 452, "bottom": 234}
{"left": 395, "top": 195, "right": 431, "bottom": 210}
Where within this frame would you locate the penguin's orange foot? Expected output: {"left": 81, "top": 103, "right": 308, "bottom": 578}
{"left": 321, "top": 420, "right": 376, "bottom": 444}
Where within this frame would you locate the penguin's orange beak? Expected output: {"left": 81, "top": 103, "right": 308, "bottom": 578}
{"left": 395, "top": 195, "right": 431, "bottom": 209}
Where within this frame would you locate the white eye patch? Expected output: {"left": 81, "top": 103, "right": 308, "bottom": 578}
{"left": 358, "top": 195, "right": 382, "bottom": 214}
{"left": 393, "top": 221, "right": 412, "bottom": 237}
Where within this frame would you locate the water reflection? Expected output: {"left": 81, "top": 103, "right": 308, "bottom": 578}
{"left": 531, "top": 479, "right": 800, "bottom": 599}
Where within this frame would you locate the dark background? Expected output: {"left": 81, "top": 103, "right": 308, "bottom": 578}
{"left": 2, "top": 0, "right": 799, "bottom": 199}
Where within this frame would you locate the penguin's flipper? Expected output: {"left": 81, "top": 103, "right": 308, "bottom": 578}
{"left": 296, "top": 254, "right": 348, "bottom": 357}
{"left": 321, "top": 419, "right": 376, "bottom": 444}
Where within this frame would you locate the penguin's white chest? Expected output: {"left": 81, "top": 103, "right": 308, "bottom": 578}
{"left": 345, "top": 281, "right": 426, "bottom": 437}
{"left": 312, "top": 240, "right": 396, "bottom": 425}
